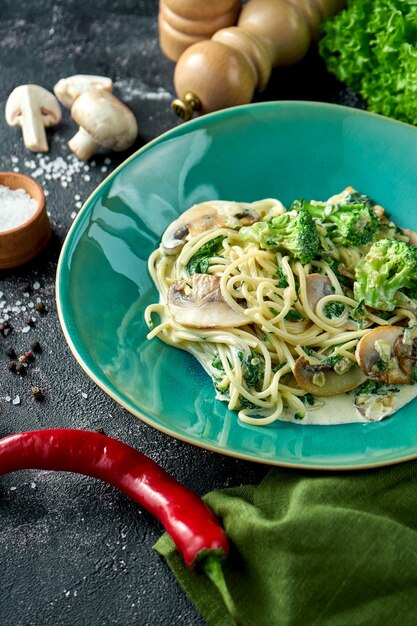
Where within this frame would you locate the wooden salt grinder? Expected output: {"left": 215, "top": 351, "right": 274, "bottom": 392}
{"left": 172, "top": 0, "right": 347, "bottom": 120}
{"left": 158, "top": 0, "right": 242, "bottom": 62}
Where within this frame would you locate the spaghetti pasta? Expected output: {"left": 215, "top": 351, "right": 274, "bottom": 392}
{"left": 145, "top": 189, "right": 417, "bottom": 426}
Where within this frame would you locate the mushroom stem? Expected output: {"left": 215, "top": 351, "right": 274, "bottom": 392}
{"left": 20, "top": 107, "right": 48, "bottom": 152}
{"left": 68, "top": 127, "right": 101, "bottom": 161}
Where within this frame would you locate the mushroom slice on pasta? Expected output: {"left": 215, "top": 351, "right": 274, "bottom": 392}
{"left": 294, "top": 357, "right": 366, "bottom": 396}
{"left": 161, "top": 201, "right": 261, "bottom": 254}
{"left": 167, "top": 274, "right": 248, "bottom": 328}
{"left": 356, "top": 326, "right": 412, "bottom": 385}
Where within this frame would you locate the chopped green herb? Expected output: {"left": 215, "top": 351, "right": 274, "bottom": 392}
{"left": 187, "top": 236, "right": 226, "bottom": 275}
{"left": 351, "top": 299, "right": 366, "bottom": 321}
{"left": 272, "top": 362, "right": 287, "bottom": 373}
{"left": 212, "top": 354, "right": 223, "bottom": 371}
{"left": 239, "top": 351, "right": 265, "bottom": 390}
{"left": 294, "top": 412, "right": 305, "bottom": 420}
{"left": 323, "top": 301, "right": 345, "bottom": 319}
{"left": 354, "top": 379, "right": 399, "bottom": 397}
{"left": 320, "top": 353, "right": 343, "bottom": 368}
{"left": 238, "top": 396, "right": 258, "bottom": 409}
{"left": 301, "top": 346, "right": 317, "bottom": 358}
{"left": 321, "top": 256, "right": 352, "bottom": 287}
{"left": 276, "top": 265, "right": 289, "bottom": 288}
{"left": 285, "top": 309, "right": 304, "bottom": 321}
{"left": 301, "top": 392, "right": 316, "bottom": 406}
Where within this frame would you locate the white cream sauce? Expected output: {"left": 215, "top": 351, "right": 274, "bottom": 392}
{"left": 281, "top": 384, "right": 417, "bottom": 425}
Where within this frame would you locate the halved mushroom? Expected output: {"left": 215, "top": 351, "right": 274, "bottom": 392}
{"left": 355, "top": 326, "right": 412, "bottom": 385}
{"left": 54, "top": 74, "right": 113, "bottom": 109}
{"left": 167, "top": 273, "right": 248, "bottom": 328}
{"left": 5, "top": 84, "right": 62, "bottom": 152}
{"left": 294, "top": 356, "right": 366, "bottom": 396}
{"left": 161, "top": 201, "right": 260, "bottom": 254}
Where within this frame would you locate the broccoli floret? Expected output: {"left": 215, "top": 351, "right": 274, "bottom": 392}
{"left": 293, "top": 194, "right": 379, "bottom": 247}
{"left": 239, "top": 209, "right": 320, "bottom": 264}
{"left": 354, "top": 239, "right": 417, "bottom": 311}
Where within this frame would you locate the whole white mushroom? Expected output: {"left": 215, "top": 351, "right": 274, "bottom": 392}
{"left": 68, "top": 88, "right": 138, "bottom": 161}
{"left": 53, "top": 74, "right": 113, "bottom": 108}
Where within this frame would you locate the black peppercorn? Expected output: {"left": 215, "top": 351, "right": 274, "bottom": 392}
{"left": 35, "top": 302, "right": 47, "bottom": 313}
{"left": 0, "top": 321, "right": 12, "bottom": 336}
{"left": 26, "top": 317, "right": 36, "bottom": 327}
{"left": 31, "top": 386, "right": 43, "bottom": 400}
{"left": 6, "top": 347, "right": 16, "bottom": 358}
{"left": 30, "top": 341, "right": 41, "bottom": 353}
{"left": 15, "top": 363, "right": 26, "bottom": 375}
{"left": 7, "top": 362, "right": 17, "bottom": 373}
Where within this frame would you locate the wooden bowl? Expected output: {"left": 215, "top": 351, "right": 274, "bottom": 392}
{"left": 0, "top": 172, "right": 51, "bottom": 269}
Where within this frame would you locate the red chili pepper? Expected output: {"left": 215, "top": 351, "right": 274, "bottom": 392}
{"left": 0, "top": 429, "right": 239, "bottom": 622}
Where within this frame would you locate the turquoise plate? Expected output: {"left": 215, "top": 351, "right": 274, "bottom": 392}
{"left": 57, "top": 101, "right": 417, "bottom": 470}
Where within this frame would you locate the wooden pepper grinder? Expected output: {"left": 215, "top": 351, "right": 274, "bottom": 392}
{"left": 159, "top": 0, "right": 242, "bottom": 63}
{"left": 172, "top": 0, "right": 346, "bottom": 120}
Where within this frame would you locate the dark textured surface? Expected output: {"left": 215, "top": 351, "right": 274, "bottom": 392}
{"left": 0, "top": 2, "right": 362, "bottom": 625}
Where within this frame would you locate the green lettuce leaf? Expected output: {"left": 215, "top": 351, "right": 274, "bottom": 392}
{"left": 319, "top": 0, "right": 417, "bottom": 125}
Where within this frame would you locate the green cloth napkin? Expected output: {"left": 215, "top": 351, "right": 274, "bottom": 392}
{"left": 154, "top": 463, "right": 417, "bottom": 626}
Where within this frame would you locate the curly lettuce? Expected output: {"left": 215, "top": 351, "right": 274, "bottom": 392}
{"left": 319, "top": 0, "right": 417, "bottom": 125}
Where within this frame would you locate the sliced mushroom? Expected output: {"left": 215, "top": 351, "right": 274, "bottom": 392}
{"left": 294, "top": 356, "right": 366, "bottom": 396}
{"left": 355, "top": 326, "right": 412, "bottom": 385}
{"left": 161, "top": 201, "right": 260, "bottom": 254}
{"left": 354, "top": 391, "right": 396, "bottom": 422}
{"left": 305, "top": 273, "right": 357, "bottom": 329}
{"left": 305, "top": 274, "right": 334, "bottom": 311}
{"left": 167, "top": 273, "right": 248, "bottom": 328}
{"left": 5, "top": 84, "right": 62, "bottom": 152}
{"left": 54, "top": 74, "right": 113, "bottom": 108}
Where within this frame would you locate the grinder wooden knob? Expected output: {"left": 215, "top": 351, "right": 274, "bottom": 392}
{"left": 159, "top": 0, "right": 242, "bottom": 62}
{"left": 172, "top": 0, "right": 346, "bottom": 120}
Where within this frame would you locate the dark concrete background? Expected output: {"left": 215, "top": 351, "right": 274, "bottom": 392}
{"left": 0, "top": 2, "right": 362, "bottom": 625}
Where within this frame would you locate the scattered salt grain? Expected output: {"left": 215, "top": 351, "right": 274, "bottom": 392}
{"left": 0, "top": 185, "right": 38, "bottom": 232}
{"left": 33, "top": 282, "right": 40, "bottom": 290}
{"left": 12, "top": 395, "right": 20, "bottom": 405}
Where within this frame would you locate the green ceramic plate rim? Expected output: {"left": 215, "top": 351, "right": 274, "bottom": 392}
{"left": 56, "top": 100, "right": 417, "bottom": 471}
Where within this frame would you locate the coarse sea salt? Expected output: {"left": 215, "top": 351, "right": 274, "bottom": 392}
{"left": 0, "top": 185, "right": 38, "bottom": 232}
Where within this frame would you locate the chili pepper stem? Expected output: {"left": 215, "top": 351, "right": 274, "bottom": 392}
{"left": 201, "top": 555, "right": 241, "bottom": 625}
